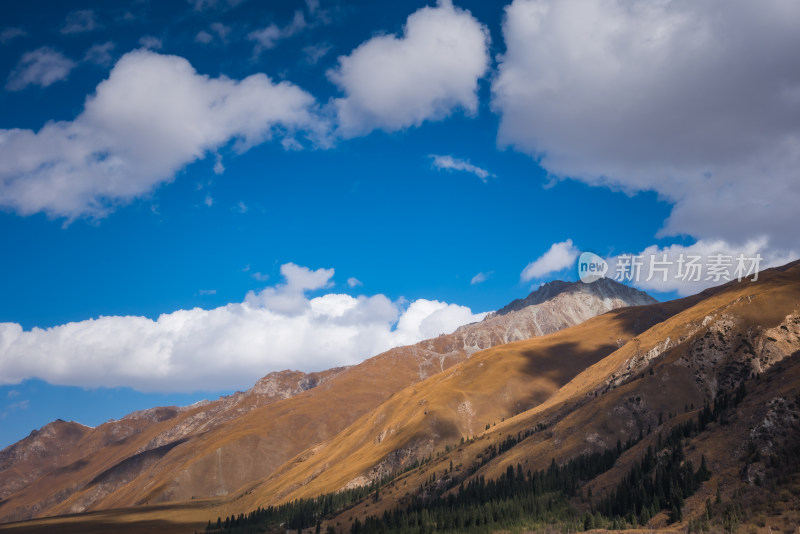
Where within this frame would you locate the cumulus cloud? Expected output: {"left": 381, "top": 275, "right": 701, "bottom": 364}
{"left": 493, "top": 0, "right": 800, "bottom": 259}
{"left": 0, "top": 49, "right": 325, "bottom": 219}
{"left": 5, "top": 47, "right": 76, "bottom": 91}
{"left": 0, "top": 263, "right": 487, "bottom": 392}
{"left": 245, "top": 263, "right": 333, "bottom": 315}
{"left": 328, "top": 0, "right": 490, "bottom": 137}
{"left": 521, "top": 239, "right": 579, "bottom": 282}
{"left": 61, "top": 10, "right": 99, "bottom": 35}
{"left": 430, "top": 154, "right": 493, "bottom": 182}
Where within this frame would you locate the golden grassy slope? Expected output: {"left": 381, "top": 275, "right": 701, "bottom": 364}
{"left": 320, "top": 261, "right": 800, "bottom": 530}
{"left": 2, "top": 262, "right": 798, "bottom": 532}
{"left": 230, "top": 297, "right": 693, "bottom": 513}
{"left": 1, "top": 279, "right": 648, "bottom": 524}
{"left": 0, "top": 344, "right": 468, "bottom": 523}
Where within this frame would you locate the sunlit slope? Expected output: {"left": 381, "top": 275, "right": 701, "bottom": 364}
{"left": 2, "top": 263, "right": 797, "bottom": 531}
{"left": 238, "top": 296, "right": 689, "bottom": 509}
{"left": 0, "top": 279, "right": 650, "bottom": 523}
{"left": 316, "top": 261, "right": 800, "bottom": 530}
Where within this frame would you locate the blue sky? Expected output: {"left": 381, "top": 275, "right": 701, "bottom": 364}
{"left": 0, "top": 0, "right": 798, "bottom": 449}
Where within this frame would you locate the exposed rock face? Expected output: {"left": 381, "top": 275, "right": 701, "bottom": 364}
{"left": 404, "top": 278, "right": 657, "bottom": 379}
{"left": 462, "top": 278, "right": 656, "bottom": 351}
{"left": 0, "top": 279, "right": 654, "bottom": 523}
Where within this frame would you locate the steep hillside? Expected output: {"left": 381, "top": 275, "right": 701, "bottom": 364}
{"left": 1, "top": 264, "right": 798, "bottom": 533}
{"left": 0, "top": 278, "right": 649, "bottom": 524}
{"left": 287, "top": 261, "right": 800, "bottom": 532}
{"left": 235, "top": 293, "right": 691, "bottom": 511}
{"left": 0, "top": 367, "right": 344, "bottom": 523}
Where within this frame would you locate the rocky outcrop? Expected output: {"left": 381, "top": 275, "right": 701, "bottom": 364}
{"left": 411, "top": 278, "right": 656, "bottom": 368}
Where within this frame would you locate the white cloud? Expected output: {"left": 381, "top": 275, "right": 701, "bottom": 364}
{"left": 6, "top": 47, "right": 76, "bottom": 91}
{"left": 347, "top": 277, "right": 363, "bottom": 288}
{"left": 249, "top": 11, "right": 307, "bottom": 55}
{"left": 252, "top": 272, "right": 269, "bottom": 282}
{"left": 248, "top": 25, "right": 281, "bottom": 51}
{"left": 470, "top": 271, "right": 491, "bottom": 285}
{"left": 493, "top": 0, "right": 800, "bottom": 259}
{"left": 303, "top": 43, "right": 331, "bottom": 65}
{"left": 430, "top": 154, "right": 493, "bottom": 182}
{"left": 139, "top": 36, "right": 163, "bottom": 50}
{"left": 197, "top": 23, "right": 232, "bottom": 44}
{"left": 84, "top": 42, "right": 115, "bottom": 66}
{"left": 61, "top": 10, "right": 99, "bottom": 35}
{"left": 394, "top": 298, "right": 483, "bottom": 340}
{"left": 245, "top": 263, "right": 334, "bottom": 315}
{"left": 7, "top": 400, "right": 29, "bottom": 411}
{"left": 605, "top": 238, "right": 798, "bottom": 296}
{"left": 211, "top": 22, "right": 232, "bottom": 40}
{"left": 198, "top": 289, "right": 217, "bottom": 296}
{"left": 204, "top": 194, "right": 214, "bottom": 207}
{"left": 0, "top": 49, "right": 325, "bottom": 219}
{"left": 328, "top": 0, "right": 490, "bottom": 137}
{"left": 306, "top": 0, "right": 320, "bottom": 15}
{"left": 195, "top": 30, "right": 214, "bottom": 44}
{"left": 521, "top": 239, "right": 579, "bottom": 282}
{"left": 0, "top": 263, "right": 487, "bottom": 393}
{"left": 189, "top": 0, "right": 245, "bottom": 11}
{"left": 213, "top": 153, "right": 225, "bottom": 174}
{"left": 0, "top": 27, "right": 26, "bottom": 44}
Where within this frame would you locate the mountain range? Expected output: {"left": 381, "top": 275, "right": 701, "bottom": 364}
{"left": 0, "top": 268, "right": 798, "bottom": 533}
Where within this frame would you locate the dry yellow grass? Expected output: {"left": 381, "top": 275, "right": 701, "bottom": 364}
{"left": 2, "top": 261, "right": 798, "bottom": 531}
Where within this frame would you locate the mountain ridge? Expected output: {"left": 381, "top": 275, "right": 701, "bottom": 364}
{"left": 494, "top": 277, "right": 655, "bottom": 315}
{"left": 0, "top": 263, "right": 798, "bottom": 532}
{"left": 0, "top": 277, "right": 653, "bottom": 524}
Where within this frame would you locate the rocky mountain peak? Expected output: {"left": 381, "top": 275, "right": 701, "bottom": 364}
{"left": 495, "top": 277, "right": 656, "bottom": 316}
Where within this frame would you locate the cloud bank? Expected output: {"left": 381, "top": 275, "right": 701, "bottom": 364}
{"left": 494, "top": 0, "right": 800, "bottom": 257}
{"left": 0, "top": 263, "right": 487, "bottom": 393}
{"left": 0, "top": 49, "right": 323, "bottom": 219}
